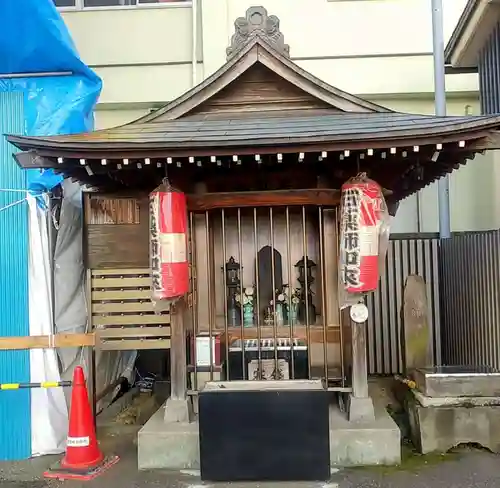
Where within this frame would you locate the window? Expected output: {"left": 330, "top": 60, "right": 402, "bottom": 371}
{"left": 54, "top": 0, "right": 189, "bottom": 8}
{"left": 54, "top": 0, "right": 75, "bottom": 6}
{"left": 83, "top": 0, "right": 136, "bottom": 5}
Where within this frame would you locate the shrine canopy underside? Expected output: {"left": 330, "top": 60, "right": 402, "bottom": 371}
{"left": 7, "top": 6, "right": 500, "bottom": 205}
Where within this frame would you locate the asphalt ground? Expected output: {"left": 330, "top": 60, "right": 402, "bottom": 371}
{"left": 1, "top": 426, "right": 500, "bottom": 488}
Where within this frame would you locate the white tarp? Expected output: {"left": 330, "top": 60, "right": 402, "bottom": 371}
{"left": 27, "top": 193, "right": 67, "bottom": 456}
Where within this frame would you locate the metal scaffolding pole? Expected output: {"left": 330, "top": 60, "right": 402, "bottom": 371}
{"left": 432, "top": 0, "right": 451, "bottom": 238}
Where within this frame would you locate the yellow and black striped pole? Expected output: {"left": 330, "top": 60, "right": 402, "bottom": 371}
{"left": 0, "top": 381, "right": 71, "bottom": 390}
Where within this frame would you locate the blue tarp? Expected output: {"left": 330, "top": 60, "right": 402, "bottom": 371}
{"left": 0, "top": 0, "right": 102, "bottom": 191}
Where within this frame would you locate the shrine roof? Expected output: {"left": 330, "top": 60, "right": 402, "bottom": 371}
{"left": 7, "top": 112, "right": 500, "bottom": 158}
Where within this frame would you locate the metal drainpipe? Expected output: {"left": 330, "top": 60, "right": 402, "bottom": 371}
{"left": 191, "top": 0, "right": 198, "bottom": 87}
{"left": 416, "top": 191, "right": 422, "bottom": 233}
{"left": 431, "top": 0, "right": 451, "bottom": 239}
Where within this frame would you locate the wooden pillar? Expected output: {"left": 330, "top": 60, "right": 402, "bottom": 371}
{"left": 348, "top": 320, "right": 375, "bottom": 422}
{"left": 193, "top": 182, "right": 210, "bottom": 333}
{"left": 323, "top": 209, "right": 340, "bottom": 326}
{"left": 351, "top": 322, "right": 369, "bottom": 398}
{"left": 322, "top": 208, "right": 341, "bottom": 371}
{"left": 164, "top": 297, "right": 193, "bottom": 423}
{"left": 170, "top": 298, "right": 187, "bottom": 401}
{"left": 164, "top": 182, "right": 206, "bottom": 423}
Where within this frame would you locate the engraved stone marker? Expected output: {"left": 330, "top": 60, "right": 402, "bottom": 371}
{"left": 402, "top": 274, "right": 432, "bottom": 373}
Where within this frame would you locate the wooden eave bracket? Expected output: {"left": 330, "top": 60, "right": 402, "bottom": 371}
{"left": 468, "top": 131, "right": 500, "bottom": 150}
{"left": 12, "top": 150, "right": 50, "bottom": 169}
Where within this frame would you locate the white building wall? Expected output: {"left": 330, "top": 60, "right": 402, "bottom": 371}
{"left": 374, "top": 97, "right": 499, "bottom": 233}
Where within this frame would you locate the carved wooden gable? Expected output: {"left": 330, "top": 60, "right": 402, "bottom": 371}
{"left": 183, "top": 63, "right": 341, "bottom": 119}
{"left": 139, "top": 6, "right": 390, "bottom": 123}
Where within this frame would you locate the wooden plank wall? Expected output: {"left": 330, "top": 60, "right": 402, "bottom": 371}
{"left": 84, "top": 193, "right": 149, "bottom": 269}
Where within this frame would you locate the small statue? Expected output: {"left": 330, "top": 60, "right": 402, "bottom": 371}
{"left": 264, "top": 307, "right": 274, "bottom": 326}
{"left": 295, "top": 257, "right": 317, "bottom": 325}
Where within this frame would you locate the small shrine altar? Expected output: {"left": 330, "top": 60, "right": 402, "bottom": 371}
{"left": 220, "top": 248, "right": 317, "bottom": 382}
{"left": 7, "top": 4, "right": 500, "bottom": 476}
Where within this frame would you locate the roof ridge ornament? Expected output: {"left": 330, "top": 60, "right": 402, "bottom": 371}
{"left": 226, "top": 6, "right": 290, "bottom": 60}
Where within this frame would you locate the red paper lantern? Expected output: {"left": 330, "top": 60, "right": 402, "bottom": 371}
{"left": 339, "top": 177, "right": 384, "bottom": 294}
{"left": 149, "top": 182, "right": 189, "bottom": 302}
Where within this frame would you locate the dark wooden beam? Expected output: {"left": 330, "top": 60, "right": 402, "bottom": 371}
{"left": 13, "top": 152, "right": 54, "bottom": 169}
{"left": 467, "top": 132, "right": 500, "bottom": 150}
{"left": 186, "top": 189, "right": 341, "bottom": 211}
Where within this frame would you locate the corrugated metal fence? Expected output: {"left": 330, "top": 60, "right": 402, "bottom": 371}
{"left": 478, "top": 20, "right": 500, "bottom": 115}
{"left": 366, "top": 231, "right": 500, "bottom": 375}
{"left": 440, "top": 231, "right": 500, "bottom": 369}
{"left": 0, "top": 92, "right": 31, "bottom": 460}
{"left": 366, "top": 234, "right": 441, "bottom": 375}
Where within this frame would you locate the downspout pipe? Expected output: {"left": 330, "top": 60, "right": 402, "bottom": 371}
{"left": 431, "top": 0, "right": 451, "bottom": 239}
{"left": 191, "top": 0, "right": 198, "bottom": 88}
{"left": 416, "top": 191, "right": 422, "bottom": 233}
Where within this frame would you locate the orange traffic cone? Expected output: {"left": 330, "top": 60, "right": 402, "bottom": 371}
{"left": 44, "top": 366, "right": 120, "bottom": 481}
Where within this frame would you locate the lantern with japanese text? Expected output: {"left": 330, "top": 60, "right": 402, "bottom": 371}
{"left": 338, "top": 173, "right": 390, "bottom": 309}
{"left": 149, "top": 179, "right": 189, "bottom": 304}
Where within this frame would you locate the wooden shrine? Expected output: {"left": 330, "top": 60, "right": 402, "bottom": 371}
{"left": 7, "top": 6, "right": 500, "bottom": 428}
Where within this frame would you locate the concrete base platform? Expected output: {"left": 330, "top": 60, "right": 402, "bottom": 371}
{"left": 163, "top": 397, "right": 194, "bottom": 423}
{"left": 138, "top": 403, "right": 199, "bottom": 470}
{"left": 347, "top": 394, "right": 375, "bottom": 422}
{"left": 407, "top": 390, "right": 500, "bottom": 454}
{"left": 329, "top": 405, "right": 401, "bottom": 466}
{"left": 138, "top": 398, "right": 401, "bottom": 470}
{"left": 413, "top": 366, "right": 500, "bottom": 398}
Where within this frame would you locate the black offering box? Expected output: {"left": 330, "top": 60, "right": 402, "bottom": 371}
{"left": 198, "top": 379, "right": 330, "bottom": 482}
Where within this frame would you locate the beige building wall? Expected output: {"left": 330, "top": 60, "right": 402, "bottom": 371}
{"left": 201, "top": 0, "right": 476, "bottom": 94}
{"left": 59, "top": 0, "right": 498, "bottom": 232}
{"left": 61, "top": 4, "right": 197, "bottom": 119}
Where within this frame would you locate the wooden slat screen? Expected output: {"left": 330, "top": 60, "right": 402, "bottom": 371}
{"left": 90, "top": 268, "right": 171, "bottom": 351}
{"left": 87, "top": 197, "right": 140, "bottom": 225}
{"left": 83, "top": 194, "right": 150, "bottom": 269}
